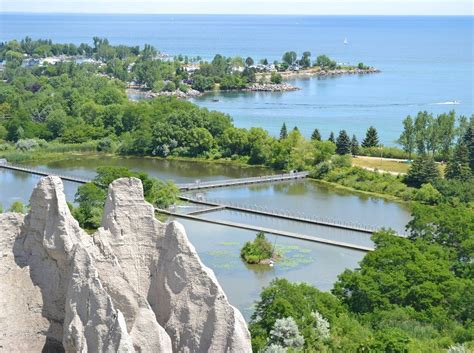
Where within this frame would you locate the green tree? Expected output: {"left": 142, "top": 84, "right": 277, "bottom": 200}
{"left": 311, "top": 128, "right": 321, "bottom": 141}
{"left": 299, "top": 51, "right": 311, "bottom": 68}
{"left": 445, "top": 141, "right": 472, "bottom": 181}
{"left": 245, "top": 57, "right": 254, "bottom": 67}
{"left": 336, "top": 130, "right": 352, "bottom": 155}
{"left": 437, "top": 111, "right": 456, "bottom": 160}
{"left": 351, "top": 134, "right": 359, "bottom": 155}
{"left": 463, "top": 125, "right": 474, "bottom": 172}
{"left": 328, "top": 132, "right": 335, "bottom": 143}
{"left": 313, "top": 140, "right": 336, "bottom": 164}
{"left": 362, "top": 126, "right": 379, "bottom": 148}
{"left": 405, "top": 156, "right": 440, "bottom": 188}
{"left": 279, "top": 123, "right": 288, "bottom": 140}
{"left": 398, "top": 116, "right": 416, "bottom": 159}
{"left": 282, "top": 51, "right": 297, "bottom": 66}
{"left": 414, "top": 111, "right": 431, "bottom": 155}
{"left": 316, "top": 55, "right": 336, "bottom": 70}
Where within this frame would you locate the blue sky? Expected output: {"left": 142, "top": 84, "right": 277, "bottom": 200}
{"left": 1, "top": 0, "right": 472, "bottom": 15}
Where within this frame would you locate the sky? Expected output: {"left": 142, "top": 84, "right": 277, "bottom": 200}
{"left": 1, "top": 0, "right": 473, "bottom": 15}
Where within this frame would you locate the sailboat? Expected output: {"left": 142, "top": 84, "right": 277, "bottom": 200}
{"left": 343, "top": 37, "right": 348, "bottom": 45}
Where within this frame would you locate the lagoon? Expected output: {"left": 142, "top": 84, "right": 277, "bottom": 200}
{"left": 0, "top": 156, "right": 411, "bottom": 318}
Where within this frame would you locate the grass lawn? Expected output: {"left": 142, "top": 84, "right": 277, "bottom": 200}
{"left": 352, "top": 156, "right": 411, "bottom": 174}
{"left": 352, "top": 156, "right": 446, "bottom": 175}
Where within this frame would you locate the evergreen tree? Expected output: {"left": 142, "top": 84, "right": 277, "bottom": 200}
{"left": 445, "top": 141, "right": 472, "bottom": 181}
{"left": 362, "top": 126, "right": 379, "bottom": 148}
{"left": 311, "top": 128, "right": 321, "bottom": 141}
{"left": 405, "top": 156, "right": 440, "bottom": 188}
{"left": 279, "top": 123, "right": 288, "bottom": 140}
{"left": 397, "top": 116, "right": 416, "bottom": 159}
{"left": 336, "top": 130, "right": 352, "bottom": 155}
{"left": 328, "top": 132, "right": 335, "bottom": 143}
{"left": 292, "top": 126, "right": 299, "bottom": 132}
{"left": 351, "top": 134, "right": 359, "bottom": 155}
{"left": 463, "top": 125, "right": 474, "bottom": 172}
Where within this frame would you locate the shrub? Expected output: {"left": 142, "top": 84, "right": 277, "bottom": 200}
{"left": 15, "top": 138, "right": 38, "bottom": 151}
{"left": 414, "top": 183, "right": 442, "bottom": 205}
{"left": 240, "top": 232, "right": 274, "bottom": 264}
{"left": 9, "top": 201, "right": 25, "bottom": 213}
{"left": 96, "top": 137, "right": 118, "bottom": 153}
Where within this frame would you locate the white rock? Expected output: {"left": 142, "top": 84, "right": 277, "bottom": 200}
{"left": 0, "top": 176, "right": 251, "bottom": 352}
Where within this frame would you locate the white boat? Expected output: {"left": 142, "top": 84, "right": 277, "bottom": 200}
{"left": 343, "top": 37, "right": 348, "bottom": 45}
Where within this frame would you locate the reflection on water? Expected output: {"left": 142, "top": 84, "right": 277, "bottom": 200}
{"left": 0, "top": 157, "right": 412, "bottom": 321}
{"left": 186, "top": 179, "right": 411, "bottom": 234}
{"left": 180, "top": 218, "right": 364, "bottom": 320}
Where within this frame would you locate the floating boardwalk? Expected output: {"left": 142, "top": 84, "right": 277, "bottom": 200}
{"left": 177, "top": 172, "right": 309, "bottom": 191}
{"left": 1, "top": 161, "right": 382, "bottom": 250}
{"left": 179, "top": 196, "right": 380, "bottom": 234}
{"left": 0, "top": 162, "right": 90, "bottom": 184}
{"left": 0, "top": 162, "right": 308, "bottom": 191}
{"left": 157, "top": 208, "right": 374, "bottom": 252}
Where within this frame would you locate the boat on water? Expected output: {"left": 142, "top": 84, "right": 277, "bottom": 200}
{"left": 212, "top": 98, "right": 219, "bottom": 102}
{"left": 343, "top": 37, "right": 348, "bottom": 45}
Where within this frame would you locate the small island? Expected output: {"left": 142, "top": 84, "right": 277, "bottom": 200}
{"left": 240, "top": 232, "right": 279, "bottom": 265}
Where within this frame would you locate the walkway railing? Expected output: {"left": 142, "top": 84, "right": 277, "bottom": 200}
{"left": 178, "top": 172, "right": 309, "bottom": 191}
{"left": 179, "top": 195, "right": 395, "bottom": 235}
{"left": 0, "top": 162, "right": 90, "bottom": 184}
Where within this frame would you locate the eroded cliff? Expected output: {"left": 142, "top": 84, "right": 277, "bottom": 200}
{"left": 0, "top": 176, "right": 251, "bottom": 352}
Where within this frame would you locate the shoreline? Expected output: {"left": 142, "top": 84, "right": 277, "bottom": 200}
{"left": 258, "top": 67, "right": 380, "bottom": 80}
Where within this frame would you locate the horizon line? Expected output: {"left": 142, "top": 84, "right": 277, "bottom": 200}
{"left": 1, "top": 11, "right": 472, "bottom": 17}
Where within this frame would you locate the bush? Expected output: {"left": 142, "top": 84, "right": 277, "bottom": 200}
{"left": 9, "top": 201, "right": 25, "bottom": 213}
{"left": 96, "top": 137, "right": 118, "bottom": 153}
{"left": 414, "top": 183, "right": 442, "bottom": 205}
{"left": 270, "top": 72, "right": 283, "bottom": 84}
{"left": 240, "top": 232, "right": 274, "bottom": 264}
{"left": 163, "top": 81, "right": 176, "bottom": 92}
{"left": 15, "top": 138, "right": 39, "bottom": 151}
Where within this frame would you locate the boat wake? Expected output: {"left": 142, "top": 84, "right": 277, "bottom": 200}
{"left": 434, "top": 101, "right": 460, "bottom": 105}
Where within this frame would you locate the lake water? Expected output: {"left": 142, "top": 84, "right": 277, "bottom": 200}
{"left": 0, "top": 157, "right": 411, "bottom": 318}
{"left": 1, "top": 14, "right": 472, "bottom": 144}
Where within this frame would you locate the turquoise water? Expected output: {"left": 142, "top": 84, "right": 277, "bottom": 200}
{"left": 1, "top": 14, "right": 472, "bottom": 144}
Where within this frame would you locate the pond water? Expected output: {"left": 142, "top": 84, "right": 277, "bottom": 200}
{"left": 0, "top": 157, "right": 412, "bottom": 319}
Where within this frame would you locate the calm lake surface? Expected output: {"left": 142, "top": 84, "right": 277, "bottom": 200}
{"left": 2, "top": 14, "right": 473, "bottom": 144}
{"left": 0, "top": 157, "right": 411, "bottom": 318}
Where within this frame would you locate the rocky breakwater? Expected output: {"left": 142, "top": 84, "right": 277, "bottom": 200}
{"left": 245, "top": 82, "right": 300, "bottom": 92}
{"left": 0, "top": 176, "right": 251, "bottom": 352}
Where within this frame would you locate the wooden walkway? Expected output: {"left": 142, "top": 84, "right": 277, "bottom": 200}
{"left": 0, "top": 162, "right": 308, "bottom": 191}
{"left": 177, "top": 172, "right": 309, "bottom": 191}
{"left": 179, "top": 196, "right": 380, "bottom": 234}
{"left": 157, "top": 208, "right": 373, "bottom": 252}
{"left": 0, "top": 163, "right": 90, "bottom": 184}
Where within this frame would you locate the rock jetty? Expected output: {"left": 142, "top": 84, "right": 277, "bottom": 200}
{"left": 0, "top": 176, "right": 251, "bottom": 352}
{"left": 246, "top": 82, "right": 300, "bottom": 92}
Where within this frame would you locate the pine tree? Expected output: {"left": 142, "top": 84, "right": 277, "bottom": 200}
{"left": 336, "top": 130, "right": 352, "bottom": 155}
{"left": 405, "top": 156, "right": 440, "bottom": 188}
{"left": 445, "top": 141, "right": 472, "bottom": 181}
{"left": 362, "top": 126, "right": 379, "bottom": 148}
{"left": 279, "top": 123, "right": 288, "bottom": 140}
{"left": 463, "top": 125, "right": 474, "bottom": 172}
{"left": 328, "top": 132, "right": 335, "bottom": 143}
{"left": 351, "top": 134, "right": 359, "bottom": 155}
{"left": 292, "top": 126, "right": 299, "bottom": 132}
{"left": 311, "top": 128, "right": 321, "bottom": 141}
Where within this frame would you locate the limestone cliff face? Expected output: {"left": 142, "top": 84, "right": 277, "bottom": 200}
{"left": 0, "top": 176, "right": 251, "bottom": 352}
